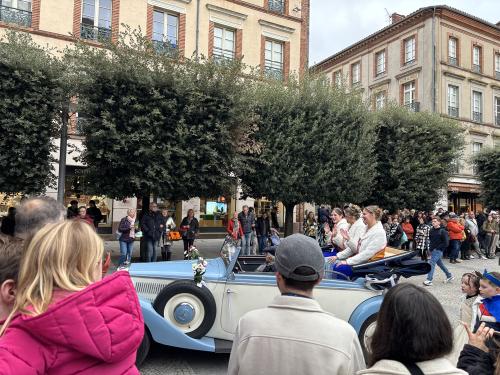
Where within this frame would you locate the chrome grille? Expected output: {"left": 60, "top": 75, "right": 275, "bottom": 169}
{"left": 132, "top": 278, "right": 172, "bottom": 303}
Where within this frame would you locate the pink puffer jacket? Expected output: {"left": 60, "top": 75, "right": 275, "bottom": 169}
{"left": 0, "top": 271, "right": 144, "bottom": 374}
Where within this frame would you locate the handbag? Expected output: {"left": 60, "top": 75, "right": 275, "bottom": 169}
{"left": 168, "top": 231, "right": 182, "bottom": 241}
{"left": 400, "top": 231, "right": 408, "bottom": 245}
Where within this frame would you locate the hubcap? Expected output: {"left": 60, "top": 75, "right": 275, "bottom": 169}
{"left": 363, "top": 321, "right": 377, "bottom": 353}
{"left": 174, "top": 302, "right": 195, "bottom": 324}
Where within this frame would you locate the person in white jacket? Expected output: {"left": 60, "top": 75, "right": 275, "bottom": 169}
{"left": 330, "top": 207, "right": 350, "bottom": 249}
{"left": 330, "top": 206, "right": 387, "bottom": 278}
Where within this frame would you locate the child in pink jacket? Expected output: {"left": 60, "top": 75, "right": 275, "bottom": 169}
{"left": 0, "top": 220, "right": 144, "bottom": 374}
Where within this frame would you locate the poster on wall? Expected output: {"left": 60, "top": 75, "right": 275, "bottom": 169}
{"left": 206, "top": 201, "right": 227, "bottom": 216}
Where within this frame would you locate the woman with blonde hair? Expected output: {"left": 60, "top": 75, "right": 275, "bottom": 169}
{"left": 0, "top": 220, "right": 144, "bottom": 374}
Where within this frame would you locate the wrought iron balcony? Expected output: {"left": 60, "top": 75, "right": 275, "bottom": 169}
{"left": 405, "top": 102, "right": 420, "bottom": 112}
{"left": 472, "top": 111, "right": 482, "bottom": 123}
{"left": 264, "top": 64, "right": 283, "bottom": 80}
{"left": 268, "top": 0, "right": 285, "bottom": 14}
{"left": 152, "top": 40, "right": 178, "bottom": 57}
{"left": 448, "top": 56, "right": 458, "bottom": 66}
{"left": 448, "top": 106, "right": 459, "bottom": 118}
{"left": 472, "top": 64, "right": 481, "bottom": 73}
{"left": 0, "top": 5, "right": 31, "bottom": 27}
{"left": 496, "top": 115, "right": 500, "bottom": 126}
{"left": 80, "top": 24, "right": 112, "bottom": 42}
{"left": 213, "top": 46, "right": 235, "bottom": 62}
{"left": 496, "top": 71, "right": 500, "bottom": 80}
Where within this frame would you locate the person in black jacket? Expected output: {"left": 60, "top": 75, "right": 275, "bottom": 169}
{"left": 0, "top": 208, "right": 15, "bottom": 237}
{"left": 423, "top": 216, "right": 453, "bottom": 287}
{"left": 141, "top": 203, "right": 164, "bottom": 262}
{"left": 255, "top": 211, "right": 271, "bottom": 254}
{"left": 86, "top": 200, "right": 103, "bottom": 230}
{"left": 180, "top": 209, "right": 199, "bottom": 259}
{"left": 457, "top": 322, "right": 497, "bottom": 375}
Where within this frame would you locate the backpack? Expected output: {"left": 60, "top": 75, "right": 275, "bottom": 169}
{"left": 400, "top": 231, "right": 408, "bottom": 245}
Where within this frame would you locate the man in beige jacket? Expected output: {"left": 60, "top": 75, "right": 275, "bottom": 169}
{"left": 227, "top": 234, "right": 366, "bottom": 375}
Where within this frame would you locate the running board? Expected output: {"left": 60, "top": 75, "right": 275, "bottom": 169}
{"left": 214, "top": 339, "right": 233, "bottom": 353}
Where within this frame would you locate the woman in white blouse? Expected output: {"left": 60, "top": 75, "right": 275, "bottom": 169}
{"left": 327, "top": 204, "right": 366, "bottom": 263}
{"left": 330, "top": 207, "right": 350, "bottom": 250}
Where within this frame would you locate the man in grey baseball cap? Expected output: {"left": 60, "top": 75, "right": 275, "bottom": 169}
{"left": 228, "top": 234, "right": 365, "bottom": 375}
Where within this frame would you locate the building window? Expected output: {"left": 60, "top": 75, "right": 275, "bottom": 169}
{"left": 264, "top": 39, "right": 283, "bottom": 80}
{"left": 471, "top": 91, "right": 482, "bottom": 123}
{"left": 333, "top": 70, "right": 342, "bottom": 87}
{"left": 81, "top": 0, "right": 112, "bottom": 42}
{"left": 0, "top": 0, "right": 32, "bottom": 27}
{"left": 268, "top": 0, "right": 284, "bottom": 14}
{"left": 495, "top": 96, "right": 500, "bottom": 126}
{"left": 213, "top": 26, "right": 235, "bottom": 61}
{"left": 375, "top": 91, "right": 386, "bottom": 110}
{"left": 375, "top": 50, "right": 386, "bottom": 76}
{"left": 472, "top": 45, "right": 481, "bottom": 73}
{"left": 451, "top": 158, "right": 461, "bottom": 175}
{"left": 403, "top": 81, "right": 418, "bottom": 111}
{"left": 495, "top": 53, "right": 500, "bottom": 80}
{"left": 472, "top": 142, "right": 482, "bottom": 175}
{"left": 404, "top": 36, "right": 416, "bottom": 64}
{"left": 351, "top": 62, "right": 360, "bottom": 85}
{"left": 152, "top": 11, "right": 178, "bottom": 54}
{"left": 447, "top": 85, "right": 459, "bottom": 118}
{"left": 448, "top": 37, "right": 458, "bottom": 66}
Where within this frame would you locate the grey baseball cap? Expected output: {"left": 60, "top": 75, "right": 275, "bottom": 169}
{"left": 275, "top": 234, "right": 325, "bottom": 281}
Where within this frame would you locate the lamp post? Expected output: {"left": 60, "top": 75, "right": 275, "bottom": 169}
{"left": 57, "top": 101, "right": 77, "bottom": 203}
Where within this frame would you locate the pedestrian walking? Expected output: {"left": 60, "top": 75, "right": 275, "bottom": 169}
{"left": 118, "top": 208, "right": 136, "bottom": 266}
{"left": 141, "top": 203, "right": 163, "bottom": 262}
{"left": 0, "top": 220, "right": 144, "bottom": 374}
{"left": 482, "top": 214, "right": 499, "bottom": 259}
{"left": 255, "top": 211, "right": 271, "bottom": 254}
{"left": 86, "top": 200, "right": 103, "bottom": 230}
{"left": 359, "top": 284, "right": 465, "bottom": 375}
{"left": 447, "top": 213, "right": 464, "bottom": 264}
{"left": 414, "top": 216, "right": 431, "bottom": 260}
{"left": 423, "top": 216, "right": 454, "bottom": 286}
{"left": 161, "top": 208, "right": 176, "bottom": 261}
{"left": 180, "top": 209, "right": 199, "bottom": 259}
{"left": 227, "top": 234, "right": 365, "bottom": 375}
{"left": 238, "top": 205, "right": 255, "bottom": 256}
{"left": 0, "top": 207, "right": 15, "bottom": 237}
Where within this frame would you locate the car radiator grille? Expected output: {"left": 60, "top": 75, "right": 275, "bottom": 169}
{"left": 131, "top": 277, "right": 172, "bottom": 303}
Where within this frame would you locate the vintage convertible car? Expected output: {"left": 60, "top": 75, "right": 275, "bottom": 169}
{"left": 128, "top": 245, "right": 430, "bottom": 365}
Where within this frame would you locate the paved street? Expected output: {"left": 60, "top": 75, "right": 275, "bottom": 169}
{"left": 103, "top": 240, "right": 499, "bottom": 374}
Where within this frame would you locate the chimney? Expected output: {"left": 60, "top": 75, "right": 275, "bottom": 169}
{"left": 391, "top": 12, "right": 405, "bottom": 24}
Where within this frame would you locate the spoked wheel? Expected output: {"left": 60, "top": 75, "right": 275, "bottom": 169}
{"left": 153, "top": 280, "right": 216, "bottom": 338}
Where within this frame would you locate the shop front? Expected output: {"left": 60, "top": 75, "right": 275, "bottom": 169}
{"left": 447, "top": 182, "right": 482, "bottom": 214}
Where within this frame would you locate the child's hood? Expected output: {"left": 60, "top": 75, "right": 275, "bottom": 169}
{"left": 12, "top": 272, "right": 144, "bottom": 362}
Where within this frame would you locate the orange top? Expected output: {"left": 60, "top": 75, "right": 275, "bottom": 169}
{"left": 401, "top": 222, "right": 415, "bottom": 240}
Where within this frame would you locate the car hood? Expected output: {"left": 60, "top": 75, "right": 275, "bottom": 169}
{"left": 128, "top": 257, "right": 226, "bottom": 280}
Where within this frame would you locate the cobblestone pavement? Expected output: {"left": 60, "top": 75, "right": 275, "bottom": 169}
{"left": 109, "top": 239, "right": 497, "bottom": 375}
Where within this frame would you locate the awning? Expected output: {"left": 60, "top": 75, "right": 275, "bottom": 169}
{"left": 448, "top": 182, "right": 481, "bottom": 194}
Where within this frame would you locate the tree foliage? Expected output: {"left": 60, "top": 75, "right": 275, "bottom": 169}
{"left": 473, "top": 147, "right": 500, "bottom": 208}
{"left": 67, "top": 29, "right": 253, "bottom": 200}
{"left": 240, "top": 75, "right": 376, "bottom": 235}
{"left": 0, "top": 31, "right": 63, "bottom": 195}
{"left": 366, "top": 105, "right": 464, "bottom": 212}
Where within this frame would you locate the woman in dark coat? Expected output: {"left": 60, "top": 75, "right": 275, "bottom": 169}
{"left": 180, "top": 209, "right": 199, "bottom": 259}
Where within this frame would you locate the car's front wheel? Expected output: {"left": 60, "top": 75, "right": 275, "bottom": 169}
{"left": 153, "top": 280, "right": 217, "bottom": 339}
{"left": 358, "top": 314, "right": 377, "bottom": 361}
{"left": 136, "top": 327, "right": 151, "bottom": 367}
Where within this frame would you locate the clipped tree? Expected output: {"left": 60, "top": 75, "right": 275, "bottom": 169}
{"left": 67, "top": 29, "right": 253, "bottom": 203}
{"left": 473, "top": 147, "right": 500, "bottom": 208}
{"left": 0, "top": 31, "right": 63, "bottom": 195}
{"left": 367, "top": 105, "right": 464, "bottom": 211}
{"left": 240, "top": 75, "right": 376, "bottom": 236}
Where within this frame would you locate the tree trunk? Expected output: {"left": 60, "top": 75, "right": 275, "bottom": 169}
{"left": 284, "top": 202, "right": 296, "bottom": 237}
{"left": 139, "top": 193, "right": 150, "bottom": 262}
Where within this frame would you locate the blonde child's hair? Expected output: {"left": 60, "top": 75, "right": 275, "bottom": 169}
{"left": 0, "top": 220, "right": 104, "bottom": 336}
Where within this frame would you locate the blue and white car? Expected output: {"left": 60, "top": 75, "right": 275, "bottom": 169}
{"left": 129, "top": 246, "right": 429, "bottom": 365}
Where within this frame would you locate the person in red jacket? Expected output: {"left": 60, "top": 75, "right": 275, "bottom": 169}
{"left": 0, "top": 220, "right": 143, "bottom": 374}
{"left": 401, "top": 216, "right": 415, "bottom": 250}
{"left": 447, "top": 213, "right": 464, "bottom": 264}
{"left": 227, "top": 211, "right": 243, "bottom": 241}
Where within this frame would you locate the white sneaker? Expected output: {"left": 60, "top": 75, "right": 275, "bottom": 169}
{"left": 445, "top": 276, "right": 454, "bottom": 283}
{"left": 469, "top": 255, "right": 475, "bottom": 259}
{"left": 481, "top": 256, "right": 487, "bottom": 260}
{"left": 423, "top": 280, "right": 433, "bottom": 286}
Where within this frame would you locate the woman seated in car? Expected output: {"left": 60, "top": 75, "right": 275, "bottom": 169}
{"left": 327, "top": 205, "right": 387, "bottom": 278}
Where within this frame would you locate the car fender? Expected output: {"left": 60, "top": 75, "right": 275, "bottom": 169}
{"left": 348, "top": 294, "right": 383, "bottom": 334}
{"left": 140, "top": 297, "right": 216, "bottom": 352}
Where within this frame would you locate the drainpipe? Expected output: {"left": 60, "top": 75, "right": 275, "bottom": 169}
{"left": 431, "top": 6, "right": 436, "bottom": 113}
{"left": 195, "top": 0, "right": 200, "bottom": 60}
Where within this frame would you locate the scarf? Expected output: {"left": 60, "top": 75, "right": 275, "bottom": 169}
{"left": 127, "top": 216, "right": 135, "bottom": 238}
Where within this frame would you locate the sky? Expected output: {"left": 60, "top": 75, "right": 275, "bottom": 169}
{"left": 309, "top": 0, "right": 499, "bottom": 66}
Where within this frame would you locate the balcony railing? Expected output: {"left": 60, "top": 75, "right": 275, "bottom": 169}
{"left": 472, "top": 64, "right": 481, "bottom": 73}
{"left": 405, "top": 101, "right": 420, "bottom": 112}
{"left": 496, "top": 115, "right": 500, "bottom": 126}
{"left": 496, "top": 71, "right": 500, "bottom": 80}
{"left": 80, "top": 24, "right": 112, "bottom": 42}
{"left": 152, "top": 40, "right": 178, "bottom": 57}
{"left": 448, "top": 56, "right": 458, "bottom": 66}
{"left": 472, "top": 111, "right": 482, "bottom": 123}
{"left": 264, "top": 64, "right": 283, "bottom": 80}
{"left": 448, "top": 106, "right": 459, "bottom": 118}
{"left": 213, "top": 47, "right": 235, "bottom": 62}
{"left": 268, "top": 0, "right": 285, "bottom": 14}
{"left": 0, "top": 5, "right": 31, "bottom": 27}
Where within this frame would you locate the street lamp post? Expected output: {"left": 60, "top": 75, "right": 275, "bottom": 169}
{"left": 57, "top": 102, "right": 76, "bottom": 203}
